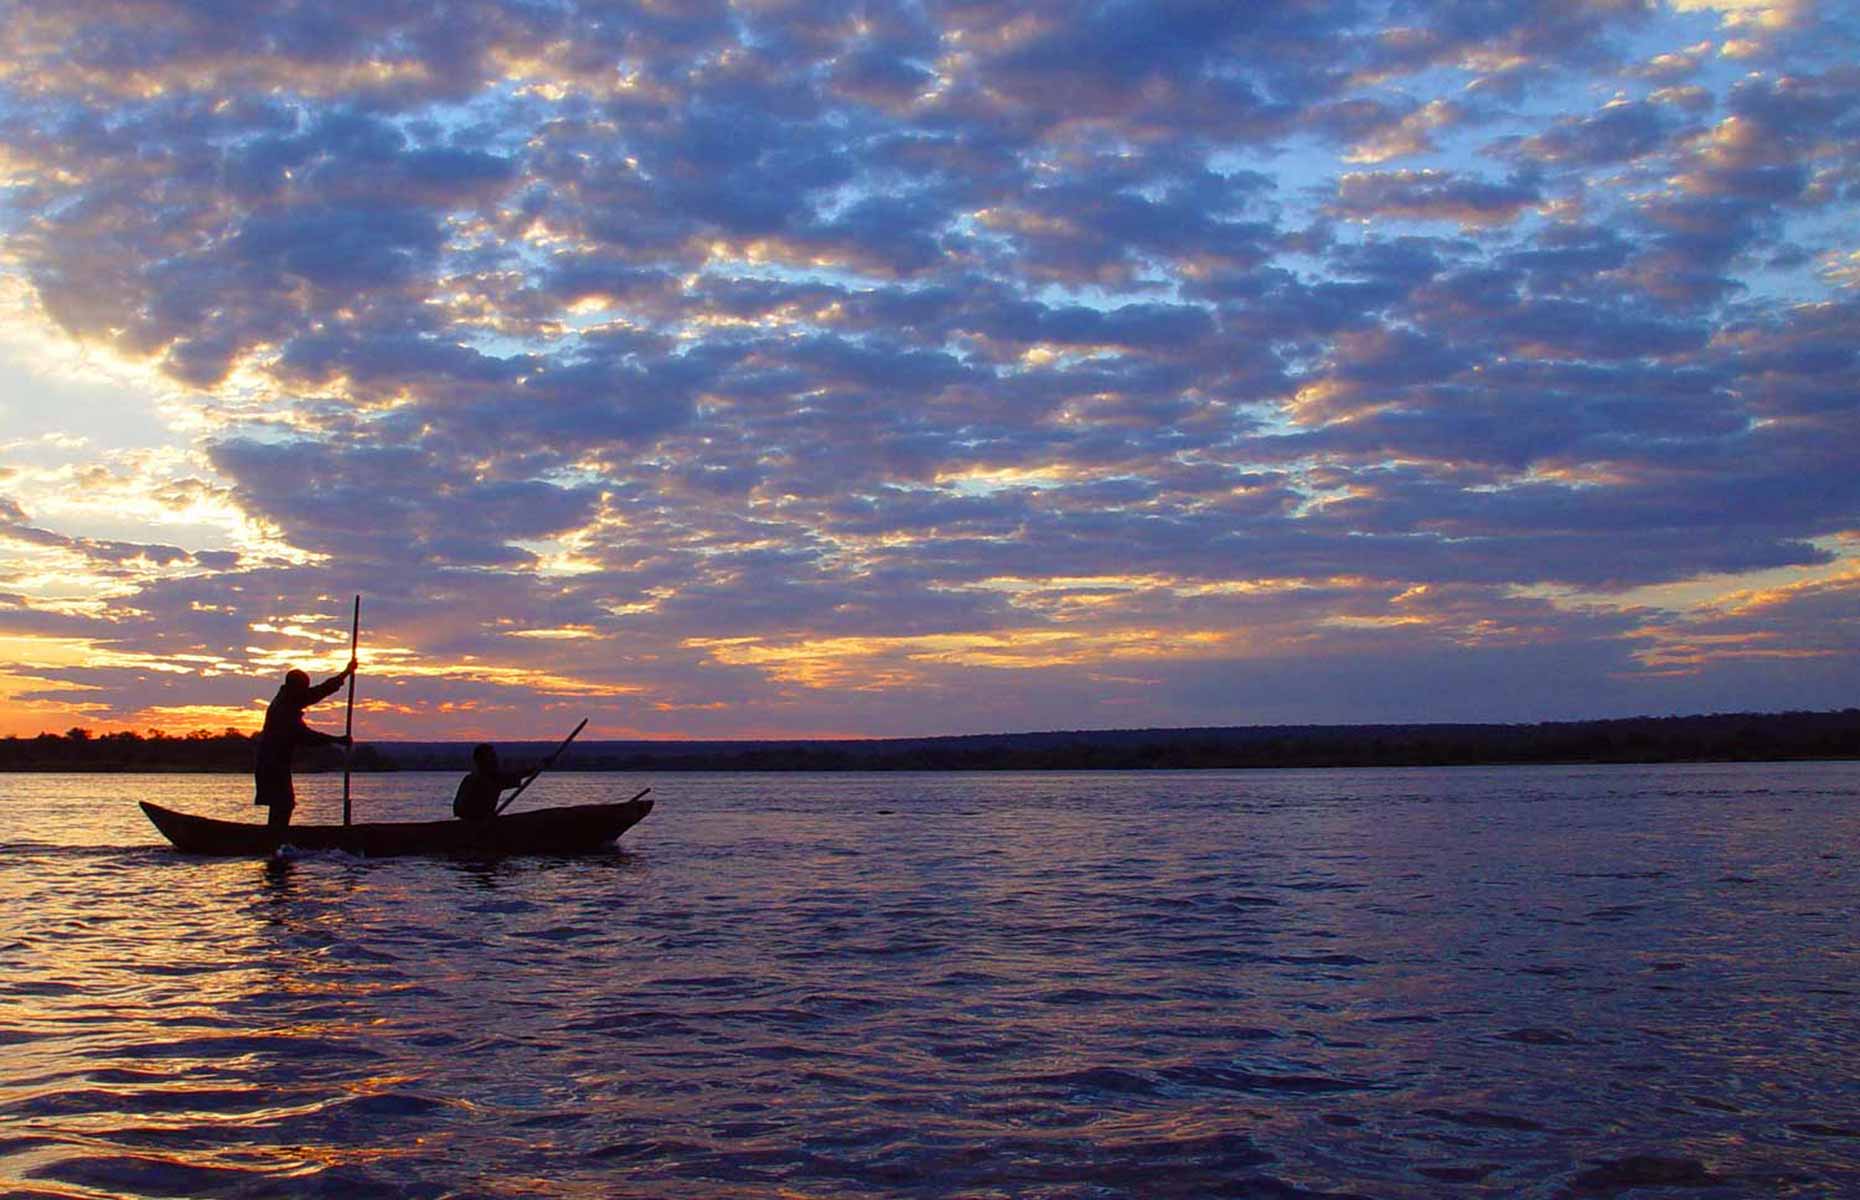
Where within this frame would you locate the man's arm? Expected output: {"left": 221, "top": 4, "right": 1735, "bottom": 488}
{"left": 307, "top": 659, "right": 358, "bottom": 704}
{"left": 302, "top": 728, "right": 353, "bottom": 748}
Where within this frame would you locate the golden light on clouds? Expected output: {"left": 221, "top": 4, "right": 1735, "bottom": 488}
{"left": 1669, "top": 0, "right": 1812, "bottom": 32}
{"left": 129, "top": 703, "right": 268, "bottom": 731}
{"left": 933, "top": 464, "right": 1074, "bottom": 491}
{"left": 1630, "top": 629, "right": 1834, "bottom": 670}
{"left": 1819, "top": 249, "right": 1860, "bottom": 289}
{"left": 1346, "top": 99, "right": 1459, "bottom": 164}
{"left": 1702, "top": 557, "right": 1860, "bottom": 617}
{"left": 685, "top": 625, "right": 1243, "bottom": 691}
{"left": 0, "top": 634, "right": 247, "bottom": 735}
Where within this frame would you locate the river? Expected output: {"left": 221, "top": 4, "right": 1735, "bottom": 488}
{"left": 2, "top": 762, "right": 1857, "bottom": 1197}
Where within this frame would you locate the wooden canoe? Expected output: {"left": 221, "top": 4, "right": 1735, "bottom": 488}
{"left": 140, "top": 797, "right": 653, "bottom": 858}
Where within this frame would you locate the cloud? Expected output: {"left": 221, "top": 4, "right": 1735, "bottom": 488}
{"left": 1340, "top": 99, "right": 1467, "bottom": 163}
{"left": 1514, "top": 98, "right": 1680, "bottom": 166}
{"left": 206, "top": 437, "right": 600, "bottom": 568}
{"left": 0, "top": 0, "right": 1855, "bottom": 736}
{"left": 1331, "top": 169, "right": 1543, "bottom": 226}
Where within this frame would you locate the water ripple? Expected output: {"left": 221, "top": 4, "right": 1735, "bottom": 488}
{"left": 2, "top": 763, "right": 1858, "bottom": 1197}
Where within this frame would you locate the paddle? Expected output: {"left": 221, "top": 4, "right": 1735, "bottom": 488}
{"left": 495, "top": 717, "right": 589, "bottom": 815}
{"left": 341, "top": 594, "right": 359, "bottom": 826}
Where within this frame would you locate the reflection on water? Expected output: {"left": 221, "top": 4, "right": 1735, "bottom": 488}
{"left": 2, "top": 763, "right": 1858, "bottom": 1197}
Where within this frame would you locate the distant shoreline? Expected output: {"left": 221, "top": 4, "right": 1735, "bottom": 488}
{"left": 5, "top": 709, "right": 1855, "bottom": 773}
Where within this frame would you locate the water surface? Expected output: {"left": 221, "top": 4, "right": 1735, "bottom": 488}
{"left": 3, "top": 763, "right": 1857, "bottom": 1197}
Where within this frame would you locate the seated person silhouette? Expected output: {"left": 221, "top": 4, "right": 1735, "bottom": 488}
{"left": 453, "top": 743, "right": 530, "bottom": 820}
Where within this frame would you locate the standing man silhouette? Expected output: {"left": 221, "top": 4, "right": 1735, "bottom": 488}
{"left": 254, "top": 660, "right": 355, "bottom": 830}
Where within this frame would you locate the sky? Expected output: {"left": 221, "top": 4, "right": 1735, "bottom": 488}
{"left": 0, "top": 0, "right": 1856, "bottom": 741}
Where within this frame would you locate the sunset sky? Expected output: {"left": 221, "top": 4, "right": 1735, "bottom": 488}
{"left": 0, "top": 0, "right": 1855, "bottom": 740}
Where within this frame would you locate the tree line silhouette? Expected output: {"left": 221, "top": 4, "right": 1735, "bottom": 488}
{"left": 0, "top": 727, "right": 391, "bottom": 773}
{"left": 8, "top": 709, "right": 1853, "bottom": 773}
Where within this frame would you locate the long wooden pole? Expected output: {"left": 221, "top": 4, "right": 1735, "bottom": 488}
{"left": 341, "top": 594, "right": 359, "bottom": 826}
{"left": 495, "top": 717, "right": 588, "bottom": 815}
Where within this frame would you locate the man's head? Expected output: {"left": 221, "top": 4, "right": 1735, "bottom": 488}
{"left": 473, "top": 743, "right": 498, "bottom": 770}
{"left": 283, "top": 669, "right": 310, "bottom": 693}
